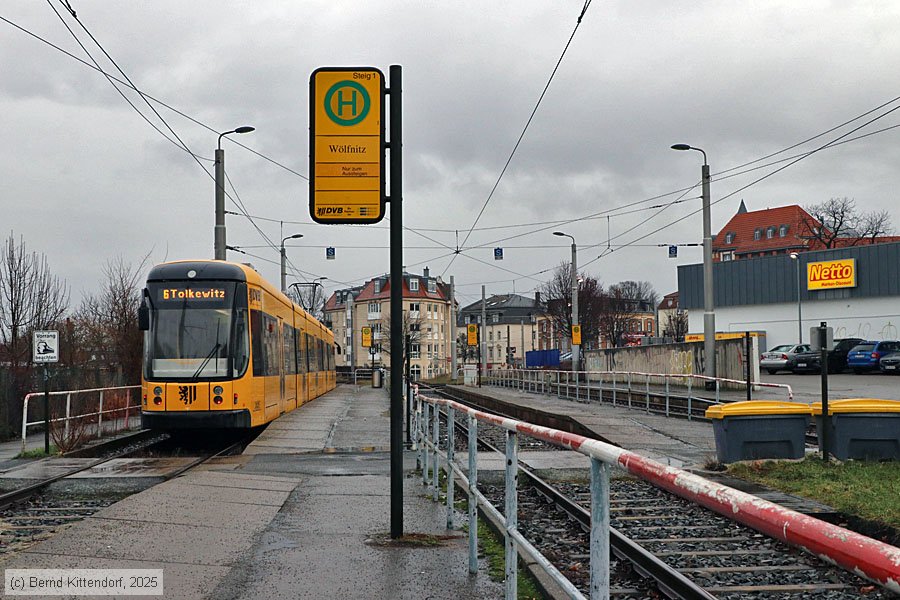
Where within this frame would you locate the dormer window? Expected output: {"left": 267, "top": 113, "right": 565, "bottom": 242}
{"left": 779, "top": 224, "right": 789, "bottom": 237}
{"left": 766, "top": 226, "right": 776, "bottom": 239}
{"left": 409, "top": 278, "right": 419, "bottom": 292}
{"left": 374, "top": 279, "right": 381, "bottom": 293}
{"left": 753, "top": 228, "right": 762, "bottom": 240}
{"left": 427, "top": 280, "right": 436, "bottom": 293}
{"left": 724, "top": 232, "right": 735, "bottom": 244}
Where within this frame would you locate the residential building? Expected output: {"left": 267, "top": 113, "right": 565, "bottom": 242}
{"left": 713, "top": 201, "right": 900, "bottom": 262}
{"left": 323, "top": 268, "right": 454, "bottom": 380}
{"left": 657, "top": 291, "right": 687, "bottom": 341}
{"left": 457, "top": 293, "right": 547, "bottom": 368}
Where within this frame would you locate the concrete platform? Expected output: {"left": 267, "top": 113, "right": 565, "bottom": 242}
{"left": 0, "top": 385, "right": 502, "bottom": 599}
{"left": 449, "top": 384, "right": 718, "bottom": 468}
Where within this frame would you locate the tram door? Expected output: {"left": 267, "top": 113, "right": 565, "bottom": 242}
{"left": 278, "top": 318, "right": 286, "bottom": 414}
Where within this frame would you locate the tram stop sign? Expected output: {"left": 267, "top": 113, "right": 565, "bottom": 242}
{"left": 310, "top": 67, "right": 386, "bottom": 224}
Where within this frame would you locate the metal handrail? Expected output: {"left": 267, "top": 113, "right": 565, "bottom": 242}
{"left": 21, "top": 385, "right": 141, "bottom": 453}
{"left": 415, "top": 391, "right": 900, "bottom": 599}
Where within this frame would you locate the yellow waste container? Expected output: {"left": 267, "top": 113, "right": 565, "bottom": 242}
{"left": 705, "top": 401, "right": 812, "bottom": 463}
{"left": 811, "top": 399, "right": 900, "bottom": 460}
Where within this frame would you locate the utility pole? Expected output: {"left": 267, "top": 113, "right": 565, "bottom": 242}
{"left": 450, "top": 275, "right": 457, "bottom": 379}
{"left": 481, "top": 285, "right": 487, "bottom": 381}
{"left": 214, "top": 126, "right": 254, "bottom": 260}
{"left": 348, "top": 291, "right": 355, "bottom": 376}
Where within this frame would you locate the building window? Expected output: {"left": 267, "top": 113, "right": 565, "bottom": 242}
{"left": 766, "top": 226, "right": 775, "bottom": 239}
{"left": 492, "top": 313, "right": 499, "bottom": 323}
{"left": 409, "top": 302, "right": 420, "bottom": 313}
{"left": 368, "top": 303, "right": 380, "bottom": 313}
{"left": 410, "top": 343, "right": 420, "bottom": 359}
{"left": 721, "top": 251, "right": 733, "bottom": 261}
{"left": 427, "top": 280, "right": 436, "bottom": 293}
{"left": 410, "top": 365, "right": 421, "bottom": 381}
{"left": 409, "top": 278, "right": 419, "bottom": 292}
{"left": 753, "top": 228, "right": 762, "bottom": 240}
{"left": 410, "top": 323, "right": 420, "bottom": 332}
{"left": 779, "top": 224, "right": 789, "bottom": 237}
{"left": 489, "top": 331, "right": 493, "bottom": 341}
{"left": 374, "top": 279, "right": 381, "bottom": 293}
{"left": 725, "top": 232, "right": 735, "bottom": 244}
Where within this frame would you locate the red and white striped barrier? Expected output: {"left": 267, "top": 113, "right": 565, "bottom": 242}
{"left": 424, "top": 393, "right": 900, "bottom": 593}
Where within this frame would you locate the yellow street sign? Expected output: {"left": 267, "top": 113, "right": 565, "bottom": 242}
{"left": 467, "top": 324, "right": 478, "bottom": 346}
{"left": 310, "top": 67, "right": 385, "bottom": 224}
{"left": 361, "top": 326, "right": 372, "bottom": 348}
{"left": 571, "top": 325, "right": 582, "bottom": 346}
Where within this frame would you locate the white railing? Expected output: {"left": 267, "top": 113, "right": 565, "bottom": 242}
{"left": 483, "top": 368, "right": 793, "bottom": 419}
{"left": 21, "top": 385, "right": 142, "bottom": 453}
{"left": 414, "top": 391, "right": 899, "bottom": 599}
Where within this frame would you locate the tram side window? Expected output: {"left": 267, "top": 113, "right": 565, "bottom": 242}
{"left": 306, "top": 333, "right": 315, "bottom": 372}
{"left": 299, "top": 329, "right": 308, "bottom": 374}
{"left": 283, "top": 324, "right": 295, "bottom": 375}
{"left": 251, "top": 310, "right": 265, "bottom": 376}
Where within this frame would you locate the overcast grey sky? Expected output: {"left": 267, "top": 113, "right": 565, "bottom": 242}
{"left": 2, "top": 1, "right": 898, "bottom": 309}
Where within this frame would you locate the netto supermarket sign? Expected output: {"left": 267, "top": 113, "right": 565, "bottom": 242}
{"left": 806, "top": 258, "right": 857, "bottom": 290}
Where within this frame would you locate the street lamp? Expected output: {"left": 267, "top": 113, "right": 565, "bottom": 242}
{"left": 671, "top": 143, "right": 716, "bottom": 386}
{"left": 214, "top": 126, "right": 255, "bottom": 260}
{"left": 790, "top": 253, "right": 802, "bottom": 343}
{"left": 281, "top": 233, "right": 304, "bottom": 293}
{"left": 553, "top": 231, "right": 579, "bottom": 372}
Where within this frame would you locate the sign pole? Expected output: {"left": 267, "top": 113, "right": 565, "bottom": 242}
{"left": 745, "top": 331, "right": 751, "bottom": 401}
{"left": 43, "top": 365, "right": 50, "bottom": 454}
{"left": 388, "top": 64, "right": 404, "bottom": 539}
{"left": 820, "top": 321, "right": 830, "bottom": 462}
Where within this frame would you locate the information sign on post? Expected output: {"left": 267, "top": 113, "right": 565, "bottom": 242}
{"left": 361, "top": 326, "right": 372, "bottom": 348}
{"left": 571, "top": 325, "right": 582, "bottom": 346}
{"left": 33, "top": 330, "right": 59, "bottom": 363}
{"left": 310, "top": 67, "right": 385, "bottom": 224}
{"left": 467, "top": 324, "right": 478, "bottom": 346}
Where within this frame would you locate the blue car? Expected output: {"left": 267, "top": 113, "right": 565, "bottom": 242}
{"left": 847, "top": 340, "right": 900, "bottom": 373}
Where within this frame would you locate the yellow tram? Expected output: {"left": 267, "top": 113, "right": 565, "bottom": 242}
{"left": 139, "top": 260, "right": 335, "bottom": 429}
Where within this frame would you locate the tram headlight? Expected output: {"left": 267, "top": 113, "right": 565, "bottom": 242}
{"left": 213, "top": 385, "right": 224, "bottom": 395}
{"left": 153, "top": 386, "right": 163, "bottom": 396}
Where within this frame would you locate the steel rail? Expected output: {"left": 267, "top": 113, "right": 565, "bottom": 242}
{"left": 425, "top": 385, "right": 714, "bottom": 600}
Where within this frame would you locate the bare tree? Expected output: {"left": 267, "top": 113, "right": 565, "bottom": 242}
{"left": 597, "top": 285, "right": 634, "bottom": 348}
{"left": 540, "top": 262, "right": 605, "bottom": 349}
{"left": 614, "top": 280, "right": 659, "bottom": 310}
{"left": 662, "top": 311, "right": 689, "bottom": 342}
{"left": 0, "top": 233, "right": 69, "bottom": 437}
{"left": 379, "top": 310, "right": 423, "bottom": 370}
{"left": 802, "top": 197, "right": 894, "bottom": 248}
{"left": 76, "top": 256, "right": 148, "bottom": 385}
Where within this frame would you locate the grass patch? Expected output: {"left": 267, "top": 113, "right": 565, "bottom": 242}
{"left": 477, "top": 519, "right": 543, "bottom": 599}
{"left": 728, "top": 457, "right": 900, "bottom": 530}
{"left": 17, "top": 445, "right": 58, "bottom": 458}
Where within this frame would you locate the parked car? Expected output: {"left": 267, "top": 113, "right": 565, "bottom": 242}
{"left": 760, "top": 344, "right": 811, "bottom": 374}
{"left": 790, "top": 337, "right": 865, "bottom": 374}
{"left": 879, "top": 352, "right": 900, "bottom": 374}
{"left": 847, "top": 340, "right": 900, "bottom": 373}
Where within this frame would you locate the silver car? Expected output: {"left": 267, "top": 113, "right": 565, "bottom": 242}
{"left": 760, "top": 344, "right": 811, "bottom": 374}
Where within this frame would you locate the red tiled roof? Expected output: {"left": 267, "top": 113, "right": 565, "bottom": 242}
{"left": 714, "top": 205, "right": 818, "bottom": 256}
{"left": 324, "top": 273, "right": 450, "bottom": 311}
{"left": 658, "top": 291, "right": 679, "bottom": 310}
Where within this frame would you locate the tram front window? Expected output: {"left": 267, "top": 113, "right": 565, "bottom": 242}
{"left": 144, "top": 281, "right": 249, "bottom": 380}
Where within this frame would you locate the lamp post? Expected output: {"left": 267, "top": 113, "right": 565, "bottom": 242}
{"left": 553, "top": 231, "right": 579, "bottom": 372}
{"left": 671, "top": 143, "right": 716, "bottom": 385}
{"left": 790, "top": 253, "right": 802, "bottom": 343}
{"left": 215, "top": 126, "right": 255, "bottom": 260}
{"left": 281, "top": 233, "right": 304, "bottom": 293}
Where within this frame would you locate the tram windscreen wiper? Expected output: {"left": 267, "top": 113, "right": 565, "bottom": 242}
{"left": 190, "top": 342, "right": 221, "bottom": 380}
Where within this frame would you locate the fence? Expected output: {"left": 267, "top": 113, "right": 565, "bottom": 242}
{"left": 414, "top": 391, "right": 900, "bottom": 599}
{"left": 21, "top": 385, "right": 142, "bottom": 453}
{"left": 482, "top": 368, "right": 792, "bottom": 419}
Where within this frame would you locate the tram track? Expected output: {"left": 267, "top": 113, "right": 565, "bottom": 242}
{"left": 424, "top": 385, "right": 893, "bottom": 599}
{"left": 0, "top": 429, "right": 257, "bottom": 558}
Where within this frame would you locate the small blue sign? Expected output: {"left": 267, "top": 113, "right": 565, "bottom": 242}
{"left": 494, "top": 247, "right": 503, "bottom": 261}
{"left": 326, "top": 247, "right": 336, "bottom": 260}
{"left": 668, "top": 245, "right": 677, "bottom": 259}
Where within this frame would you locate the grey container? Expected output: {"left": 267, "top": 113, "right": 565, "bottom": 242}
{"left": 706, "top": 402, "right": 812, "bottom": 464}
{"left": 816, "top": 412, "right": 900, "bottom": 460}
{"left": 372, "top": 369, "right": 383, "bottom": 388}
